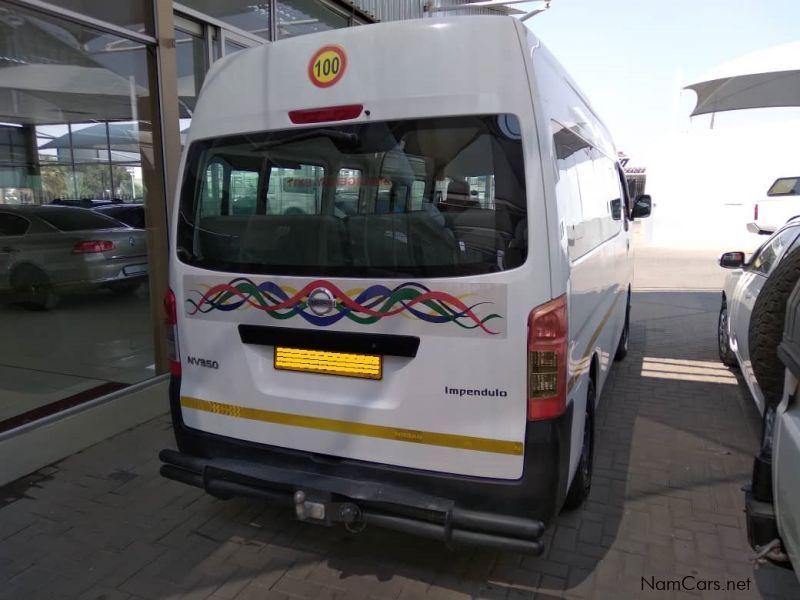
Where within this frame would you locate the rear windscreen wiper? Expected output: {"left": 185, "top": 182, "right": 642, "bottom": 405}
{"left": 255, "top": 129, "right": 358, "bottom": 150}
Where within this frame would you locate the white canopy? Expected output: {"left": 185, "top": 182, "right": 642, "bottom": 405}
{"left": 685, "top": 42, "right": 800, "bottom": 116}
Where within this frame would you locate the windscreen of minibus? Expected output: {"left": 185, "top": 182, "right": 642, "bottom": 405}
{"left": 177, "top": 114, "right": 526, "bottom": 278}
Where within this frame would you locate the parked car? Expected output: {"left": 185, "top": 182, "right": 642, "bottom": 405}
{"left": 0, "top": 205, "right": 148, "bottom": 309}
{"left": 748, "top": 176, "right": 800, "bottom": 235}
{"left": 718, "top": 218, "right": 800, "bottom": 412}
{"left": 159, "top": 16, "right": 651, "bottom": 555}
{"left": 745, "top": 275, "right": 800, "bottom": 579}
{"left": 93, "top": 203, "right": 146, "bottom": 229}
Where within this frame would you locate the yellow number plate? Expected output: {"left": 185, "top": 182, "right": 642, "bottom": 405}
{"left": 274, "top": 347, "right": 382, "bottom": 380}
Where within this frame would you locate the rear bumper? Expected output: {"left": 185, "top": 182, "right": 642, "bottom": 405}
{"left": 162, "top": 377, "right": 574, "bottom": 554}
{"left": 57, "top": 258, "right": 148, "bottom": 288}
{"left": 747, "top": 221, "right": 776, "bottom": 235}
{"left": 160, "top": 448, "right": 546, "bottom": 554}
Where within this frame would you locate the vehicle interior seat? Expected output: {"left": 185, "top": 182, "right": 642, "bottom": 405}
{"left": 347, "top": 212, "right": 458, "bottom": 271}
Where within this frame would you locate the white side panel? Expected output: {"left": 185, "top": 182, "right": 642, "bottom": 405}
{"left": 525, "top": 29, "right": 630, "bottom": 484}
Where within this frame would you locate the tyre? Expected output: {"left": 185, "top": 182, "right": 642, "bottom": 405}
{"left": 749, "top": 247, "right": 800, "bottom": 406}
{"left": 563, "top": 378, "right": 595, "bottom": 510}
{"left": 718, "top": 297, "right": 737, "bottom": 367}
{"left": 10, "top": 265, "right": 58, "bottom": 310}
{"left": 614, "top": 294, "right": 630, "bottom": 361}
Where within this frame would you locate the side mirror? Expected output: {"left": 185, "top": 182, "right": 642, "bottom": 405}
{"left": 719, "top": 251, "right": 745, "bottom": 269}
{"left": 631, "top": 194, "right": 652, "bottom": 219}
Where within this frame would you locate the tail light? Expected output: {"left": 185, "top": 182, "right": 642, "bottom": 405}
{"left": 754, "top": 203, "right": 759, "bottom": 220}
{"left": 73, "top": 240, "right": 113, "bottom": 254}
{"left": 527, "top": 294, "right": 568, "bottom": 420}
{"left": 165, "top": 288, "right": 181, "bottom": 377}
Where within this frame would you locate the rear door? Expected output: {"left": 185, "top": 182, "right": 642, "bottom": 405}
{"left": 173, "top": 114, "right": 537, "bottom": 480}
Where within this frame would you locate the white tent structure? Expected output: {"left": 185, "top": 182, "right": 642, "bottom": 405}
{"left": 686, "top": 42, "right": 800, "bottom": 116}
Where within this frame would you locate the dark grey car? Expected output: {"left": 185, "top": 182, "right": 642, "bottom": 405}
{"left": 0, "top": 205, "right": 148, "bottom": 309}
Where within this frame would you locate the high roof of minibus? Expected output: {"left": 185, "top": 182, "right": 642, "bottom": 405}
{"left": 187, "top": 16, "right": 536, "bottom": 144}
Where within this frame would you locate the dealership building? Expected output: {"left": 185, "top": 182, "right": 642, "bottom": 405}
{"left": 0, "top": 0, "right": 520, "bottom": 484}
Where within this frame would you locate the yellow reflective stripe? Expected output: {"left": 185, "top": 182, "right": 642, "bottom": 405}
{"left": 181, "top": 396, "right": 523, "bottom": 456}
{"left": 567, "top": 291, "right": 624, "bottom": 392}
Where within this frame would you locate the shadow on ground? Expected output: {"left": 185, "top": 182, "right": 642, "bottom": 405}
{"left": 1, "top": 291, "right": 798, "bottom": 599}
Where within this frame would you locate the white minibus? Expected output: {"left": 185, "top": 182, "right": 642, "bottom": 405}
{"left": 160, "top": 15, "right": 652, "bottom": 555}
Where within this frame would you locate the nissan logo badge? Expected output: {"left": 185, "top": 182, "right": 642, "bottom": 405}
{"left": 307, "top": 287, "right": 336, "bottom": 316}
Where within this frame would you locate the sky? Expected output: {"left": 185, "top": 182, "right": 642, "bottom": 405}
{"left": 514, "top": 0, "right": 800, "bottom": 159}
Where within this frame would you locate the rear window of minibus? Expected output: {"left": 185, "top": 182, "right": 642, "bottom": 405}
{"left": 177, "top": 114, "right": 527, "bottom": 278}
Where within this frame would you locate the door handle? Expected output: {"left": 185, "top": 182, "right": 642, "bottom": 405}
{"left": 1, "top": 246, "right": 17, "bottom": 253}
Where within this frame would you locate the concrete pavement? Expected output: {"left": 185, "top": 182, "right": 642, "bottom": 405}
{"left": 1, "top": 250, "right": 798, "bottom": 599}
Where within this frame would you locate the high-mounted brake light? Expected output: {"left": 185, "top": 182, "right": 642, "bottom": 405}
{"left": 73, "top": 240, "right": 113, "bottom": 254}
{"left": 527, "top": 294, "right": 568, "bottom": 421}
{"left": 288, "top": 104, "right": 363, "bottom": 124}
{"left": 165, "top": 289, "right": 181, "bottom": 377}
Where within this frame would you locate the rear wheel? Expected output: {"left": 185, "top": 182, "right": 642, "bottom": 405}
{"left": 749, "top": 247, "right": 800, "bottom": 406}
{"left": 563, "top": 379, "right": 595, "bottom": 510}
{"left": 11, "top": 265, "right": 58, "bottom": 310}
{"left": 718, "top": 298, "right": 737, "bottom": 367}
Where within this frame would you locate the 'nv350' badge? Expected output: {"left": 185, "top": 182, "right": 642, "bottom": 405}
{"left": 308, "top": 45, "right": 347, "bottom": 88}
{"left": 307, "top": 287, "right": 337, "bottom": 316}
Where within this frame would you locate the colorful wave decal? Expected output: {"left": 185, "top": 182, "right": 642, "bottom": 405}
{"left": 186, "top": 279, "right": 502, "bottom": 334}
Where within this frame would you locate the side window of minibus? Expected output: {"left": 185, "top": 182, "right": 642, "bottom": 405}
{"left": 575, "top": 149, "right": 603, "bottom": 251}
{"left": 335, "top": 168, "right": 361, "bottom": 216}
{"left": 409, "top": 180, "right": 426, "bottom": 211}
{"left": 266, "top": 164, "right": 325, "bottom": 215}
{"left": 552, "top": 123, "right": 586, "bottom": 260}
{"left": 375, "top": 178, "right": 393, "bottom": 213}
{"left": 615, "top": 163, "right": 630, "bottom": 230}
{"left": 600, "top": 159, "right": 623, "bottom": 233}
{"left": 199, "top": 161, "right": 225, "bottom": 217}
{"left": 229, "top": 169, "right": 259, "bottom": 215}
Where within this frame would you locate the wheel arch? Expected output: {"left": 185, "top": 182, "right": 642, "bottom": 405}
{"left": 9, "top": 261, "right": 48, "bottom": 283}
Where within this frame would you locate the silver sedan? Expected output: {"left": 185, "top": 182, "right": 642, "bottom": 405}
{"left": 0, "top": 205, "right": 148, "bottom": 309}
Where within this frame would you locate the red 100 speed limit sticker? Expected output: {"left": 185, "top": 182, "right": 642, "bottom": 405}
{"left": 308, "top": 45, "right": 347, "bottom": 88}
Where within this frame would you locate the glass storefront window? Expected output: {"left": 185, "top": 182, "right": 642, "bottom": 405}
{"left": 224, "top": 40, "right": 247, "bottom": 56}
{"left": 177, "top": 1, "right": 271, "bottom": 39}
{"left": 34, "top": 0, "right": 153, "bottom": 35}
{"left": 0, "top": 2, "right": 156, "bottom": 428}
{"left": 277, "top": 0, "right": 349, "bottom": 38}
{"left": 176, "top": 29, "right": 207, "bottom": 115}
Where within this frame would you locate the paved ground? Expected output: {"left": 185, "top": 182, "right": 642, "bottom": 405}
{"left": 2, "top": 251, "right": 799, "bottom": 599}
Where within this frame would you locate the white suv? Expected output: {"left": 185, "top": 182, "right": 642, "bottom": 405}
{"left": 748, "top": 176, "right": 800, "bottom": 235}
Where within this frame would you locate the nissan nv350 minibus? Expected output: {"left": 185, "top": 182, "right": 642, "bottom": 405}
{"left": 160, "top": 15, "right": 651, "bottom": 555}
